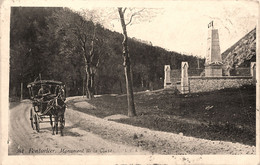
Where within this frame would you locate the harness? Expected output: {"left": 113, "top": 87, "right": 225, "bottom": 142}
{"left": 41, "top": 92, "right": 66, "bottom": 115}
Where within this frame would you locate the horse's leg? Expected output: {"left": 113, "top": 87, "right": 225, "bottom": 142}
{"left": 50, "top": 115, "right": 54, "bottom": 135}
{"left": 55, "top": 115, "right": 58, "bottom": 134}
{"left": 60, "top": 114, "right": 64, "bottom": 136}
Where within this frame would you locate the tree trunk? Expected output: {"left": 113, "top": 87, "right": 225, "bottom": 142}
{"left": 119, "top": 79, "right": 123, "bottom": 94}
{"left": 124, "top": 57, "right": 136, "bottom": 116}
{"left": 149, "top": 81, "right": 154, "bottom": 91}
{"left": 118, "top": 8, "right": 136, "bottom": 117}
{"left": 141, "top": 76, "right": 144, "bottom": 88}
{"left": 85, "top": 65, "right": 95, "bottom": 99}
{"left": 20, "top": 82, "right": 23, "bottom": 101}
{"left": 82, "top": 77, "right": 85, "bottom": 97}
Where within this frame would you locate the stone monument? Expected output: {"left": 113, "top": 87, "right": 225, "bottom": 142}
{"left": 205, "top": 21, "right": 223, "bottom": 77}
{"left": 164, "top": 65, "right": 171, "bottom": 88}
{"left": 251, "top": 62, "right": 256, "bottom": 84}
{"left": 181, "top": 62, "right": 189, "bottom": 94}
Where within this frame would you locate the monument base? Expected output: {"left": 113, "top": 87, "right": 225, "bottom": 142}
{"left": 164, "top": 82, "right": 172, "bottom": 88}
{"left": 181, "top": 86, "right": 189, "bottom": 94}
{"left": 205, "top": 65, "right": 223, "bottom": 77}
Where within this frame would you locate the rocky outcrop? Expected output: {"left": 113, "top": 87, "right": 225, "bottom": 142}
{"left": 222, "top": 28, "right": 256, "bottom": 75}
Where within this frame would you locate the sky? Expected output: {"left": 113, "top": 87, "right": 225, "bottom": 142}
{"left": 72, "top": 1, "right": 257, "bottom": 58}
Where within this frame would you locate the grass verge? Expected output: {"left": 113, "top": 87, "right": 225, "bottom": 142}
{"left": 67, "top": 85, "right": 256, "bottom": 146}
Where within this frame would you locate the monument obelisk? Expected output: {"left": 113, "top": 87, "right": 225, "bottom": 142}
{"left": 205, "top": 21, "right": 223, "bottom": 77}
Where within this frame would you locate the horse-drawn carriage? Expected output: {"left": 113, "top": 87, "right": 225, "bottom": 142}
{"left": 27, "top": 80, "right": 66, "bottom": 136}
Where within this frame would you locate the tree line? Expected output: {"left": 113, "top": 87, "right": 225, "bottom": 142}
{"left": 10, "top": 7, "right": 204, "bottom": 100}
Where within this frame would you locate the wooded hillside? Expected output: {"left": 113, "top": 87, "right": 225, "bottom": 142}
{"left": 221, "top": 28, "right": 256, "bottom": 75}
{"left": 10, "top": 7, "right": 204, "bottom": 99}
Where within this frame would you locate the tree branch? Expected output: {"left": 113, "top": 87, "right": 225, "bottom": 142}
{"left": 81, "top": 45, "right": 87, "bottom": 64}
{"left": 95, "top": 57, "right": 100, "bottom": 69}
{"left": 125, "top": 8, "right": 145, "bottom": 26}
{"left": 74, "top": 25, "right": 85, "bottom": 48}
{"left": 123, "top": 8, "right": 127, "bottom": 14}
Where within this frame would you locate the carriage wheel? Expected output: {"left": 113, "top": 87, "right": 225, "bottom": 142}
{"left": 34, "top": 114, "right": 40, "bottom": 132}
{"left": 30, "top": 108, "right": 35, "bottom": 130}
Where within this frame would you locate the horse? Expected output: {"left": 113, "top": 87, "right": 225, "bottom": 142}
{"left": 47, "top": 87, "right": 66, "bottom": 136}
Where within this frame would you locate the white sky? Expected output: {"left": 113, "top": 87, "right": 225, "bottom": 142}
{"left": 71, "top": 1, "right": 257, "bottom": 58}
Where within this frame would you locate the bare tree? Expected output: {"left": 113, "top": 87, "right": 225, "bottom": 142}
{"left": 116, "top": 7, "right": 163, "bottom": 117}
{"left": 53, "top": 8, "right": 105, "bottom": 99}
{"left": 78, "top": 9, "right": 107, "bottom": 99}
{"left": 118, "top": 8, "right": 136, "bottom": 116}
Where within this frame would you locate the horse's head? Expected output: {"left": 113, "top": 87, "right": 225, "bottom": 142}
{"left": 56, "top": 86, "right": 66, "bottom": 101}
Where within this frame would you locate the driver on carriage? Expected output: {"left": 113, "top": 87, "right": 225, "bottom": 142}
{"left": 38, "top": 85, "right": 51, "bottom": 98}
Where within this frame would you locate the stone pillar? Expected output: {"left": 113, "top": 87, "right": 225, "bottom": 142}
{"left": 181, "top": 62, "right": 189, "bottom": 94}
{"left": 251, "top": 62, "right": 256, "bottom": 84}
{"left": 251, "top": 62, "right": 256, "bottom": 76}
{"left": 205, "top": 22, "right": 223, "bottom": 77}
{"left": 164, "top": 65, "right": 171, "bottom": 88}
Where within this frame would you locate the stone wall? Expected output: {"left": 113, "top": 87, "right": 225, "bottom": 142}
{"left": 189, "top": 76, "right": 253, "bottom": 93}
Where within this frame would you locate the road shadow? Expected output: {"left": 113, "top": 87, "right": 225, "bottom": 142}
{"left": 62, "top": 124, "right": 84, "bottom": 137}
{"left": 33, "top": 123, "right": 84, "bottom": 137}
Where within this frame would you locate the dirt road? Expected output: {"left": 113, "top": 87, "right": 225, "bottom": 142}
{"left": 8, "top": 100, "right": 150, "bottom": 155}
{"left": 8, "top": 99, "right": 256, "bottom": 155}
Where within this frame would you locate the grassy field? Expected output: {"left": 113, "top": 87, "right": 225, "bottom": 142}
{"left": 67, "top": 85, "right": 256, "bottom": 146}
